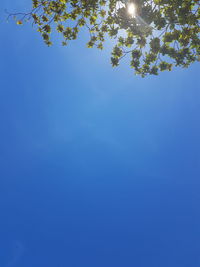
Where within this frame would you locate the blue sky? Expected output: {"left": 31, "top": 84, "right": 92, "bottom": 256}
{"left": 0, "top": 1, "right": 200, "bottom": 266}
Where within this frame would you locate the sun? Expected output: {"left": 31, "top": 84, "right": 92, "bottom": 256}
{"left": 127, "top": 3, "right": 136, "bottom": 17}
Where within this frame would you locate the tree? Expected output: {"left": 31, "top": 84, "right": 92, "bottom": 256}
{"left": 7, "top": 0, "right": 200, "bottom": 77}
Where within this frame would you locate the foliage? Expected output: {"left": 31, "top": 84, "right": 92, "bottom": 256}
{"left": 8, "top": 0, "right": 200, "bottom": 76}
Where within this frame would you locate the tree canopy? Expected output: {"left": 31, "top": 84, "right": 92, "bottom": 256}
{"left": 8, "top": 0, "right": 200, "bottom": 76}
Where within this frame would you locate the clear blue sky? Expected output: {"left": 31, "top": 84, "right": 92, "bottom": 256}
{"left": 0, "top": 1, "right": 200, "bottom": 266}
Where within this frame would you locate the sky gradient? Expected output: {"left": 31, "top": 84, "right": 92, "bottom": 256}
{"left": 0, "top": 1, "right": 200, "bottom": 266}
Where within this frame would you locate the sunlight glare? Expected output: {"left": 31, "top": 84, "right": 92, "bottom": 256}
{"left": 127, "top": 3, "right": 136, "bottom": 17}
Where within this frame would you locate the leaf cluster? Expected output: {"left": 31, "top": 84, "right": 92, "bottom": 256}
{"left": 9, "top": 0, "right": 200, "bottom": 76}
